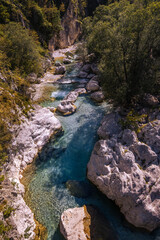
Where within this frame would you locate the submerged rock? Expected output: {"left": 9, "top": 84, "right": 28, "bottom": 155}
{"left": 87, "top": 113, "right": 160, "bottom": 231}
{"left": 66, "top": 180, "right": 91, "bottom": 198}
{"left": 60, "top": 205, "right": 118, "bottom": 240}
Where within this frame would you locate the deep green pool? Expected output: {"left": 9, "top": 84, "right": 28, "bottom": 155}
{"left": 27, "top": 63, "right": 160, "bottom": 240}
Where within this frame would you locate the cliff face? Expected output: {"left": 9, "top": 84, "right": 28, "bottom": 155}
{"left": 49, "top": 0, "right": 106, "bottom": 50}
{"left": 49, "top": 0, "right": 82, "bottom": 50}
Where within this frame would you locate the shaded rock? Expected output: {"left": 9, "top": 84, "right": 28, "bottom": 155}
{"left": 55, "top": 62, "right": 62, "bottom": 67}
{"left": 138, "top": 120, "right": 160, "bottom": 154}
{"left": 131, "top": 142, "right": 157, "bottom": 166}
{"left": 26, "top": 73, "right": 38, "bottom": 84}
{"left": 60, "top": 205, "right": 117, "bottom": 240}
{"left": 98, "top": 113, "right": 121, "bottom": 139}
{"left": 66, "top": 180, "right": 91, "bottom": 198}
{"left": 63, "top": 58, "right": 72, "bottom": 64}
{"left": 87, "top": 74, "right": 95, "bottom": 79}
{"left": 90, "top": 91, "right": 105, "bottom": 103}
{"left": 81, "top": 64, "right": 91, "bottom": 73}
{"left": 57, "top": 101, "right": 76, "bottom": 115}
{"left": 143, "top": 94, "right": 159, "bottom": 106}
{"left": 86, "top": 80, "right": 100, "bottom": 92}
{"left": 91, "top": 63, "right": 99, "bottom": 74}
{"left": 122, "top": 129, "right": 137, "bottom": 146}
{"left": 55, "top": 66, "right": 66, "bottom": 75}
{"left": 86, "top": 53, "right": 95, "bottom": 63}
{"left": 78, "top": 71, "right": 88, "bottom": 78}
{"left": 91, "top": 75, "right": 100, "bottom": 82}
{"left": 42, "top": 58, "right": 52, "bottom": 71}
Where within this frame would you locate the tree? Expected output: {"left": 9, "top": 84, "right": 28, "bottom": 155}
{"left": 0, "top": 22, "right": 42, "bottom": 74}
{"left": 83, "top": 0, "right": 160, "bottom": 104}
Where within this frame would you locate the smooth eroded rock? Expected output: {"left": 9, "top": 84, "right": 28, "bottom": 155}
{"left": 57, "top": 101, "right": 76, "bottom": 115}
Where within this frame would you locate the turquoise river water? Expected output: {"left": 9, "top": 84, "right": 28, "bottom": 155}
{"left": 27, "top": 63, "right": 160, "bottom": 240}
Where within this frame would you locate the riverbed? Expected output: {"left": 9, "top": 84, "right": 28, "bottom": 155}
{"left": 24, "top": 56, "right": 159, "bottom": 240}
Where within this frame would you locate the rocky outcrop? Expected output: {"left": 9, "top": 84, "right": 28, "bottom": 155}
{"left": 87, "top": 112, "right": 160, "bottom": 231}
{"left": 49, "top": 0, "right": 82, "bottom": 50}
{"left": 60, "top": 205, "right": 117, "bottom": 240}
{"left": 2, "top": 106, "right": 62, "bottom": 239}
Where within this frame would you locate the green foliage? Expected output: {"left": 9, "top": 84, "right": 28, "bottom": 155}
{"left": 3, "top": 206, "right": 14, "bottom": 219}
{"left": 0, "top": 22, "right": 42, "bottom": 74}
{"left": 119, "top": 110, "right": 147, "bottom": 131}
{"left": 0, "top": 220, "right": 10, "bottom": 235}
{"left": 0, "top": 175, "right": 4, "bottom": 184}
{"left": 83, "top": 0, "right": 160, "bottom": 104}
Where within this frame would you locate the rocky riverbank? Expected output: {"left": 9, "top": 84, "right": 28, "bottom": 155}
{"left": 87, "top": 101, "right": 160, "bottom": 232}
{"left": 0, "top": 106, "right": 62, "bottom": 239}
{"left": 0, "top": 46, "right": 77, "bottom": 239}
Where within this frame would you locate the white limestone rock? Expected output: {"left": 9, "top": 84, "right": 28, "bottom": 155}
{"left": 60, "top": 207, "right": 88, "bottom": 240}
{"left": 57, "top": 101, "right": 76, "bottom": 115}
{"left": 4, "top": 106, "right": 62, "bottom": 239}
{"left": 87, "top": 113, "right": 160, "bottom": 231}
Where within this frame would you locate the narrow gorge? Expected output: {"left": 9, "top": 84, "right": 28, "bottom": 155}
{"left": 0, "top": 1, "right": 160, "bottom": 240}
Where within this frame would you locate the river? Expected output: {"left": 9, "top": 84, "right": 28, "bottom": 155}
{"left": 25, "top": 58, "right": 158, "bottom": 240}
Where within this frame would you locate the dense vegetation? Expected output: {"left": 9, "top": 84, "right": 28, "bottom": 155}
{"left": 83, "top": 0, "right": 160, "bottom": 104}
{"left": 0, "top": 0, "right": 68, "bottom": 167}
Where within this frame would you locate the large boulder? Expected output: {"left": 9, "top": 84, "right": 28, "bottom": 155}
{"left": 55, "top": 66, "right": 66, "bottom": 75}
{"left": 87, "top": 115, "right": 160, "bottom": 231}
{"left": 90, "top": 91, "right": 105, "bottom": 103}
{"left": 86, "top": 80, "right": 100, "bottom": 92}
{"left": 57, "top": 101, "right": 76, "bottom": 115}
{"left": 60, "top": 206, "right": 117, "bottom": 240}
